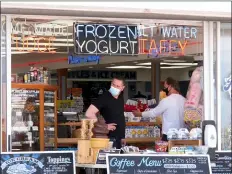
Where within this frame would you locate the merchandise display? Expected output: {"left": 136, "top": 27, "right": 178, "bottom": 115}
{"left": 125, "top": 126, "right": 160, "bottom": 138}
{"left": 11, "top": 83, "right": 58, "bottom": 151}
{"left": 22, "top": 66, "right": 50, "bottom": 84}
{"left": 167, "top": 128, "right": 202, "bottom": 140}
{"left": 184, "top": 66, "right": 204, "bottom": 130}
{"left": 169, "top": 145, "right": 208, "bottom": 155}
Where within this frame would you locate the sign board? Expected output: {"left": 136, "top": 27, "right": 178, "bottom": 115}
{"left": 0, "top": 151, "right": 76, "bottom": 174}
{"left": 68, "top": 54, "right": 100, "bottom": 65}
{"left": 106, "top": 154, "right": 212, "bottom": 174}
{"left": 74, "top": 23, "right": 139, "bottom": 55}
{"left": 96, "top": 149, "right": 121, "bottom": 165}
{"left": 211, "top": 151, "right": 232, "bottom": 174}
{"left": 67, "top": 70, "right": 137, "bottom": 80}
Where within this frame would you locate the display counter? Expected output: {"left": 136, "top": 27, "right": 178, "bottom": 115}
{"left": 11, "top": 83, "right": 58, "bottom": 151}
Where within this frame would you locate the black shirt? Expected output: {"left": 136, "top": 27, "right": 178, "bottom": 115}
{"left": 92, "top": 91, "right": 125, "bottom": 139}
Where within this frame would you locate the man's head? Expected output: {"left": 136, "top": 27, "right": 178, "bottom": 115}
{"left": 163, "top": 77, "right": 180, "bottom": 95}
{"left": 109, "top": 76, "right": 125, "bottom": 97}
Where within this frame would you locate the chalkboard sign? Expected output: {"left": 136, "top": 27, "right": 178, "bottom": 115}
{"left": 96, "top": 149, "right": 121, "bottom": 164}
{"left": 211, "top": 151, "right": 232, "bottom": 174}
{"left": 106, "top": 154, "right": 212, "bottom": 174}
{"left": 0, "top": 151, "right": 76, "bottom": 174}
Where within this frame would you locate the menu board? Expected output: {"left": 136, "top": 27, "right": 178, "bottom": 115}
{"left": 0, "top": 151, "right": 75, "bottom": 174}
{"left": 211, "top": 151, "right": 232, "bottom": 174}
{"left": 106, "top": 154, "right": 212, "bottom": 174}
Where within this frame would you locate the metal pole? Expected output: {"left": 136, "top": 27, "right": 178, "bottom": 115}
{"left": 216, "top": 22, "right": 221, "bottom": 150}
{"left": 6, "top": 15, "right": 12, "bottom": 152}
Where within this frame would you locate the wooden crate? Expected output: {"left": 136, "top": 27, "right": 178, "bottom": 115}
{"left": 168, "top": 140, "right": 202, "bottom": 151}
{"left": 77, "top": 140, "right": 94, "bottom": 164}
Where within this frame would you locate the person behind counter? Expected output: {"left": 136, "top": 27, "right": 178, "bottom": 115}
{"left": 133, "top": 77, "right": 186, "bottom": 141}
{"left": 85, "top": 76, "right": 126, "bottom": 149}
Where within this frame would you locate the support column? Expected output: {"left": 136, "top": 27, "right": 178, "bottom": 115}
{"left": 151, "top": 62, "right": 161, "bottom": 103}
{"left": 57, "top": 69, "right": 68, "bottom": 100}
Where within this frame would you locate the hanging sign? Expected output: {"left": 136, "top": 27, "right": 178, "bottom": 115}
{"left": 74, "top": 23, "right": 139, "bottom": 55}
{"left": 0, "top": 151, "right": 76, "bottom": 174}
{"left": 68, "top": 54, "right": 100, "bottom": 64}
{"left": 106, "top": 154, "right": 212, "bottom": 174}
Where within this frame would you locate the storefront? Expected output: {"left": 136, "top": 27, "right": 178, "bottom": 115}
{"left": 0, "top": 2, "right": 231, "bottom": 173}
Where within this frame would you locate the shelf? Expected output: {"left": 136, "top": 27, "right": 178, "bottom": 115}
{"left": 58, "top": 122, "right": 81, "bottom": 126}
{"left": 57, "top": 137, "right": 161, "bottom": 144}
{"left": 126, "top": 122, "right": 161, "bottom": 126}
{"left": 124, "top": 137, "right": 160, "bottom": 143}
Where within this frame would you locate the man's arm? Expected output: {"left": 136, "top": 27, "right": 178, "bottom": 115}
{"left": 85, "top": 104, "right": 99, "bottom": 119}
{"left": 142, "top": 99, "right": 167, "bottom": 118}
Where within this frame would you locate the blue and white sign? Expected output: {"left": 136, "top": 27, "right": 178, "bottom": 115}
{"left": 0, "top": 151, "right": 75, "bottom": 174}
{"left": 223, "top": 74, "right": 231, "bottom": 99}
{"left": 68, "top": 54, "right": 100, "bottom": 64}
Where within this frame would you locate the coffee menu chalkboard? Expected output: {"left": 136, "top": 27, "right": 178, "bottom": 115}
{"left": 106, "top": 154, "right": 212, "bottom": 174}
{"left": 0, "top": 151, "right": 75, "bottom": 174}
{"left": 211, "top": 151, "right": 232, "bottom": 174}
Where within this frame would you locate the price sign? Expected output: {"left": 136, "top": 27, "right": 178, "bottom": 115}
{"left": 0, "top": 151, "right": 75, "bottom": 174}
{"left": 211, "top": 151, "right": 232, "bottom": 174}
{"left": 96, "top": 149, "right": 121, "bottom": 165}
{"left": 106, "top": 154, "right": 212, "bottom": 174}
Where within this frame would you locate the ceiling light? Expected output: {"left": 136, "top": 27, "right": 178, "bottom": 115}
{"left": 12, "top": 51, "right": 29, "bottom": 54}
{"left": 161, "top": 66, "right": 192, "bottom": 69}
{"left": 161, "top": 62, "right": 198, "bottom": 66}
{"left": 140, "top": 66, "right": 151, "bottom": 69}
{"left": 136, "top": 62, "right": 151, "bottom": 66}
{"left": 106, "top": 66, "right": 144, "bottom": 69}
{"left": 133, "top": 61, "right": 138, "bottom": 63}
{"left": 163, "top": 59, "right": 187, "bottom": 63}
{"left": 89, "top": 67, "right": 93, "bottom": 68}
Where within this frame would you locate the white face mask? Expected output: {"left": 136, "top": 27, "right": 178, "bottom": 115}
{"left": 109, "top": 86, "right": 121, "bottom": 96}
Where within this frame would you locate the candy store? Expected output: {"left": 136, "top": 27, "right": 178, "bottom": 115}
{"left": 0, "top": 2, "right": 231, "bottom": 174}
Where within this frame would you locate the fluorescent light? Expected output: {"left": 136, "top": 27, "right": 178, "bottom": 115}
{"left": 161, "top": 66, "right": 192, "bottom": 69}
{"left": 161, "top": 62, "right": 198, "bottom": 66}
{"left": 163, "top": 59, "right": 187, "bottom": 63}
{"left": 12, "top": 51, "right": 29, "bottom": 54}
{"left": 106, "top": 66, "right": 144, "bottom": 69}
{"left": 137, "top": 62, "right": 151, "bottom": 66}
{"left": 140, "top": 66, "right": 151, "bottom": 69}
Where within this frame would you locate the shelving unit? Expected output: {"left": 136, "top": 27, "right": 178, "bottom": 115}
{"left": 11, "top": 83, "right": 58, "bottom": 151}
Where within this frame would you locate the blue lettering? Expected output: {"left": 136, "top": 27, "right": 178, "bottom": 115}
{"left": 109, "top": 158, "right": 135, "bottom": 170}
{"left": 137, "top": 157, "right": 162, "bottom": 167}
{"left": 68, "top": 55, "right": 100, "bottom": 65}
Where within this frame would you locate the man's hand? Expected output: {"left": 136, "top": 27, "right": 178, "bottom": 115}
{"left": 132, "top": 109, "right": 142, "bottom": 117}
{"left": 107, "top": 123, "right": 117, "bottom": 131}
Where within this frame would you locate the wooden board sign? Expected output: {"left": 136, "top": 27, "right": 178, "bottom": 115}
{"left": 0, "top": 151, "right": 76, "bottom": 174}
{"left": 106, "top": 154, "right": 212, "bottom": 174}
{"left": 211, "top": 151, "right": 232, "bottom": 174}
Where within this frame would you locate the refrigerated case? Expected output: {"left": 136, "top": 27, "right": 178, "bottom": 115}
{"left": 11, "top": 83, "right": 58, "bottom": 151}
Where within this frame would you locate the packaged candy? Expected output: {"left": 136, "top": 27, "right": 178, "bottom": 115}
{"left": 178, "top": 128, "right": 189, "bottom": 139}
{"left": 189, "top": 128, "right": 202, "bottom": 140}
{"left": 167, "top": 128, "right": 178, "bottom": 140}
{"left": 155, "top": 141, "right": 168, "bottom": 152}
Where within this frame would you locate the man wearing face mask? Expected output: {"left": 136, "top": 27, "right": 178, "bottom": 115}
{"left": 133, "top": 77, "right": 186, "bottom": 141}
{"left": 85, "top": 76, "right": 126, "bottom": 149}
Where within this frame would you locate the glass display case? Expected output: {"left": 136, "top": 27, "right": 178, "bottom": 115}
{"left": 11, "top": 83, "right": 58, "bottom": 151}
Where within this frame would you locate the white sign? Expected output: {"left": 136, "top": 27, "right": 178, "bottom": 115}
{"left": 223, "top": 74, "right": 231, "bottom": 99}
